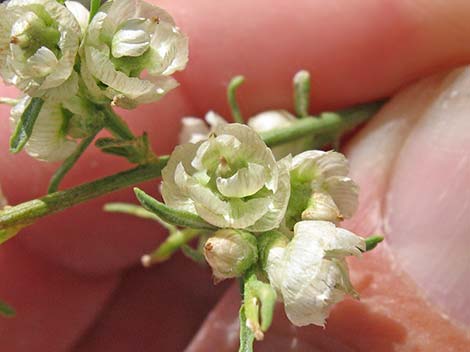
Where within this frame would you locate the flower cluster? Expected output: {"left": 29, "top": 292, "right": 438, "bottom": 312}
{"left": 159, "top": 121, "right": 366, "bottom": 330}
{"left": 0, "top": 0, "right": 188, "bottom": 161}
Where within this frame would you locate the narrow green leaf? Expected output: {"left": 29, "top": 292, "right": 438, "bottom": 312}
{"left": 239, "top": 306, "right": 255, "bottom": 352}
{"left": 364, "top": 235, "right": 384, "bottom": 252}
{"left": 0, "top": 97, "right": 20, "bottom": 106}
{"left": 227, "top": 75, "right": 245, "bottom": 124}
{"left": 48, "top": 131, "right": 99, "bottom": 193}
{"left": 104, "top": 202, "right": 161, "bottom": 221}
{"left": 134, "top": 188, "right": 217, "bottom": 230}
{"left": 9, "top": 97, "right": 44, "bottom": 153}
{"left": 142, "top": 228, "right": 201, "bottom": 266}
{"left": 293, "top": 70, "right": 311, "bottom": 118}
{"left": 181, "top": 244, "right": 206, "bottom": 264}
{"left": 0, "top": 300, "right": 15, "bottom": 317}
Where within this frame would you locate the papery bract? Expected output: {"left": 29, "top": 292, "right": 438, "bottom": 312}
{"left": 80, "top": 0, "right": 188, "bottom": 108}
{"left": 179, "top": 111, "right": 226, "bottom": 144}
{"left": 247, "top": 110, "right": 311, "bottom": 158}
{"left": 0, "top": 0, "right": 83, "bottom": 100}
{"left": 264, "top": 220, "right": 365, "bottom": 327}
{"left": 162, "top": 123, "right": 291, "bottom": 231}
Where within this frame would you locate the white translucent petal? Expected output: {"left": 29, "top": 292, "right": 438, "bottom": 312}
{"left": 294, "top": 220, "right": 364, "bottom": 258}
{"left": 228, "top": 197, "right": 271, "bottom": 228}
{"left": 191, "top": 134, "right": 242, "bottom": 172}
{"left": 148, "top": 22, "right": 188, "bottom": 76}
{"left": 65, "top": 1, "right": 89, "bottom": 34}
{"left": 102, "top": 0, "right": 137, "bottom": 35}
{"left": 316, "top": 151, "right": 349, "bottom": 178}
{"left": 40, "top": 69, "right": 78, "bottom": 102}
{"left": 11, "top": 99, "right": 76, "bottom": 162}
{"left": 248, "top": 110, "right": 296, "bottom": 133}
{"left": 85, "top": 46, "right": 172, "bottom": 107}
{"left": 161, "top": 142, "right": 200, "bottom": 213}
{"left": 216, "top": 124, "right": 276, "bottom": 166}
{"left": 324, "top": 176, "right": 359, "bottom": 218}
{"left": 291, "top": 150, "right": 325, "bottom": 181}
{"left": 26, "top": 47, "right": 58, "bottom": 77}
{"left": 216, "top": 163, "right": 266, "bottom": 198}
{"left": 330, "top": 228, "right": 365, "bottom": 256}
{"left": 38, "top": 0, "right": 81, "bottom": 90}
{"left": 0, "top": 5, "right": 14, "bottom": 82}
{"left": 136, "top": 0, "right": 175, "bottom": 25}
{"left": 263, "top": 244, "right": 286, "bottom": 298}
{"left": 179, "top": 117, "right": 210, "bottom": 144}
{"left": 86, "top": 11, "right": 107, "bottom": 46}
{"left": 112, "top": 19, "right": 151, "bottom": 58}
{"left": 246, "top": 155, "right": 292, "bottom": 232}
{"left": 205, "top": 111, "right": 227, "bottom": 129}
{"left": 283, "top": 260, "right": 345, "bottom": 327}
{"left": 79, "top": 61, "right": 108, "bottom": 103}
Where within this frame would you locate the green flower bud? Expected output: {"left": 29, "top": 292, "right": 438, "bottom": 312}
{"left": 203, "top": 229, "right": 258, "bottom": 282}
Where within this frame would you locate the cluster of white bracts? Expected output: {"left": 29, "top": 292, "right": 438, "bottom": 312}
{"left": 163, "top": 123, "right": 291, "bottom": 232}
{"left": 0, "top": 0, "right": 188, "bottom": 161}
{"left": 164, "top": 121, "right": 365, "bottom": 327}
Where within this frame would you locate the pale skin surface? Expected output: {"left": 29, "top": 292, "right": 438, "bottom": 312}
{"left": 1, "top": 0, "right": 470, "bottom": 351}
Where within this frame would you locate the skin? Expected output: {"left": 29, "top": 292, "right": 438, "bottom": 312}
{"left": 0, "top": 0, "right": 470, "bottom": 350}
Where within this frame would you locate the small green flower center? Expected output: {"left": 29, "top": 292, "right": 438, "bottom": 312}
{"left": 11, "top": 11, "right": 61, "bottom": 59}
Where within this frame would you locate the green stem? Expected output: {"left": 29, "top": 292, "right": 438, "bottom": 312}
{"left": 261, "top": 101, "right": 383, "bottom": 147}
{"left": 48, "top": 131, "right": 99, "bottom": 193}
{"left": 0, "top": 97, "right": 19, "bottom": 106}
{"left": 293, "top": 70, "right": 311, "bottom": 118}
{"left": 142, "top": 228, "right": 201, "bottom": 266}
{"left": 227, "top": 76, "right": 245, "bottom": 124}
{"left": 0, "top": 101, "right": 381, "bottom": 238}
{"left": 104, "top": 202, "right": 164, "bottom": 223}
{"left": 0, "top": 157, "right": 168, "bottom": 231}
{"left": 103, "top": 106, "right": 135, "bottom": 140}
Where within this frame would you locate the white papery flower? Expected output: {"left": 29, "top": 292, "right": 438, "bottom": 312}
{"left": 248, "top": 110, "right": 310, "bottom": 158}
{"left": 81, "top": 0, "right": 188, "bottom": 109}
{"left": 265, "top": 220, "right": 365, "bottom": 327}
{"left": 286, "top": 150, "right": 358, "bottom": 227}
{"left": 0, "top": 0, "right": 83, "bottom": 100}
{"left": 179, "top": 110, "right": 308, "bottom": 159}
{"left": 162, "top": 123, "right": 291, "bottom": 231}
{"left": 179, "top": 111, "right": 227, "bottom": 144}
{"left": 10, "top": 96, "right": 77, "bottom": 162}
